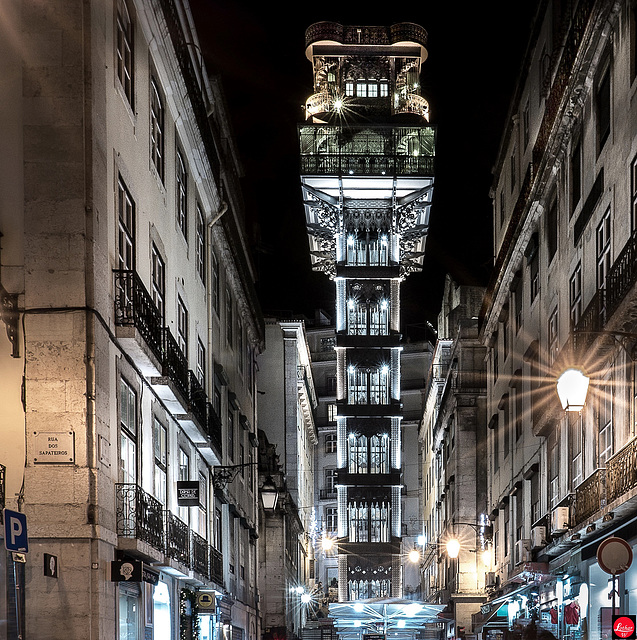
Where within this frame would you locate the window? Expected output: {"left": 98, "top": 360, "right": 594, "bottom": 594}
{"left": 530, "top": 471, "right": 540, "bottom": 525}
{"left": 548, "top": 425, "right": 559, "bottom": 509}
{"left": 513, "top": 274, "right": 523, "bottom": 333}
{"left": 527, "top": 234, "right": 539, "bottom": 303}
{"left": 379, "top": 81, "right": 389, "bottom": 97}
{"left": 178, "top": 447, "right": 190, "bottom": 524}
{"left": 569, "top": 264, "right": 582, "bottom": 329}
{"left": 367, "top": 82, "right": 378, "bottom": 98}
{"left": 177, "top": 296, "right": 188, "bottom": 357}
{"left": 570, "top": 412, "right": 583, "bottom": 490}
{"left": 150, "top": 78, "right": 164, "bottom": 182}
{"left": 548, "top": 307, "right": 559, "bottom": 365}
{"left": 153, "top": 418, "right": 167, "bottom": 505}
{"left": 119, "top": 378, "right": 137, "bottom": 484}
{"left": 325, "top": 507, "right": 337, "bottom": 533}
{"left": 596, "top": 208, "right": 611, "bottom": 290}
{"left": 151, "top": 244, "right": 165, "bottom": 319}
{"left": 327, "top": 403, "right": 337, "bottom": 423}
{"left": 198, "top": 471, "right": 207, "bottom": 537}
{"left": 226, "top": 288, "right": 233, "bottom": 346}
{"left": 501, "top": 395, "right": 510, "bottom": 460}
{"left": 547, "top": 195, "right": 558, "bottom": 262}
{"left": 116, "top": 0, "right": 134, "bottom": 105}
{"left": 324, "top": 468, "right": 337, "bottom": 494}
{"left": 117, "top": 177, "right": 135, "bottom": 271}
{"left": 596, "top": 61, "right": 611, "bottom": 152}
{"left": 197, "top": 338, "right": 205, "bottom": 387}
{"left": 196, "top": 205, "right": 205, "bottom": 282}
{"left": 356, "top": 80, "right": 367, "bottom": 97}
{"left": 320, "top": 336, "right": 336, "bottom": 351}
{"left": 326, "top": 376, "right": 337, "bottom": 395}
{"left": 346, "top": 284, "right": 390, "bottom": 336}
{"left": 347, "top": 364, "right": 390, "bottom": 405}
{"left": 227, "top": 409, "right": 235, "bottom": 461}
{"left": 499, "top": 190, "right": 505, "bottom": 228}
{"left": 510, "top": 147, "right": 517, "bottom": 192}
{"left": 325, "top": 433, "right": 337, "bottom": 454}
{"left": 571, "top": 138, "right": 582, "bottom": 216}
{"left": 347, "top": 499, "right": 389, "bottom": 543}
{"left": 176, "top": 149, "right": 188, "bottom": 238}
{"left": 522, "top": 101, "right": 530, "bottom": 149}
{"left": 238, "top": 319, "right": 244, "bottom": 373}
{"left": 119, "top": 583, "right": 141, "bottom": 640}
{"left": 599, "top": 369, "right": 613, "bottom": 464}
{"left": 345, "top": 81, "right": 354, "bottom": 96}
{"left": 514, "top": 382, "right": 523, "bottom": 441}
{"left": 345, "top": 232, "right": 389, "bottom": 266}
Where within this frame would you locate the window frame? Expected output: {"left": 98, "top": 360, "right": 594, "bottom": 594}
{"left": 150, "top": 77, "right": 165, "bottom": 182}
{"left": 116, "top": 0, "right": 134, "bottom": 106}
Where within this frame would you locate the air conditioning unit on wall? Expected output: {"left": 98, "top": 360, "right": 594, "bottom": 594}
{"left": 485, "top": 572, "right": 497, "bottom": 588}
{"left": 551, "top": 506, "right": 570, "bottom": 534}
{"left": 530, "top": 525, "right": 547, "bottom": 549}
{"left": 515, "top": 539, "right": 531, "bottom": 565}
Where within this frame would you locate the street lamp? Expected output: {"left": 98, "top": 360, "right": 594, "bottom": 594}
{"left": 260, "top": 476, "right": 279, "bottom": 510}
{"left": 408, "top": 547, "right": 421, "bottom": 563}
{"left": 445, "top": 522, "right": 493, "bottom": 559}
{"left": 556, "top": 367, "right": 590, "bottom": 412}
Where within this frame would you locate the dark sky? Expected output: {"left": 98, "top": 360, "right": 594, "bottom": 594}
{"left": 189, "top": 1, "right": 539, "bottom": 340}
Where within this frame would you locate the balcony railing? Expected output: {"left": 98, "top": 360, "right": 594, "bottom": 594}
{"left": 574, "top": 229, "right": 637, "bottom": 350}
{"left": 188, "top": 371, "right": 207, "bottom": 427}
{"left": 607, "top": 438, "right": 637, "bottom": 504}
{"left": 162, "top": 329, "right": 189, "bottom": 402}
{"left": 299, "top": 124, "right": 435, "bottom": 177}
{"left": 394, "top": 93, "right": 429, "bottom": 120}
{"left": 115, "top": 483, "right": 165, "bottom": 552}
{"left": 207, "top": 403, "right": 223, "bottom": 454}
{"left": 114, "top": 270, "right": 164, "bottom": 362}
{"left": 165, "top": 511, "right": 190, "bottom": 566}
{"left": 319, "top": 488, "right": 337, "bottom": 500}
{"left": 191, "top": 530, "right": 209, "bottom": 577}
{"left": 210, "top": 545, "right": 224, "bottom": 585}
{"left": 574, "top": 468, "right": 606, "bottom": 525}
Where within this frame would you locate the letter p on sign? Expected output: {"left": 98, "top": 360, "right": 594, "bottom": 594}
{"left": 3, "top": 509, "right": 28, "bottom": 553}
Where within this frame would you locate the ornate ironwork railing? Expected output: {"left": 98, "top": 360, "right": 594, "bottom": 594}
{"left": 210, "top": 545, "right": 224, "bottom": 585}
{"left": 165, "top": 510, "right": 190, "bottom": 566}
{"left": 162, "top": 329, "right": 189, "bottom": 402}
{"left": 395, "top": 93, "right": 429, "bottom": 120}
{"left": 188, "top": 371, "right": 207, "bottom": 427}
{"left": 191, "top": 531, "right": 209, "bottom": 577}
{"left": 206, "top": 403, "right": 223, "bottom": 455}
{"left": 574, "top": 468, "right": 606, "bottom": 525}
{"left": 299, "top": 124, "right": 435, "bottom": 177}
{"left": 607, "top": 438, "right": 637, "bottom": 504}
{"left": 115, "top": 483, "right": 165, "bottom": 552}
{"left": 305, "top": 22, "right": 427, "bottom": 49}
{"left": 113, "top": 270, "right": 164, "bottom": 362}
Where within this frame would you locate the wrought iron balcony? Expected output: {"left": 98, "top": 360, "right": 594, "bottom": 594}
{"left": 191, "top": 530, "right": 209, "bottom": 578}
{"left": 113, "top": 270, "right": 164, "bottom": 364}
{"left": 319, "top": 488, "right": 337, "bottom": 500}
{"left": 298, "top": 124, "right": 435, "bottom": 177}
{"left": 574, "top": 468, "right": 606, "bottom": 525}
{"left": 188, "top": 371, "right": 207, "bottom": 428}
{"left": 210, "top": 545, "right": 224, "bottom": 585}
{"left": 165, "top": 510, "right": 190, "bottom": 567}
{"left": 574, "top": 229, "right": 637, "bottom": 351}
{"left": 162, "top": 329, "right": 190, "bottom": 403}
{"left": 606, "top": 438, "right": 637, "bottom": 504}
{"left": 115, "top": 483, "right": 165, "bottom": 552}
{"left": 206, "top": 403, "right": 223, "bottom": 455}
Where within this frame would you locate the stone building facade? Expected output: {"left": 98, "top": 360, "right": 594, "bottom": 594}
{"left": 0, "top": 1, "right": 263, "bottom": 638}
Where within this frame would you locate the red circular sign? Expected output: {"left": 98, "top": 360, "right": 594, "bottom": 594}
{"left": 613, "top": 616, "right": 635, "bottom": 639}
{"left": 597, "top": 537, "right": 633, "bottom": 575}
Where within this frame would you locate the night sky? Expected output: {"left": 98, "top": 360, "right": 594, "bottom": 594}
{"left": 189, "top": 1, "right": 539, "bottom": 340}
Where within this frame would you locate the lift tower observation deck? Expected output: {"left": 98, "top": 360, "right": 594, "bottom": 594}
{"left": 299, "top": 22, "right": 435, "bottom": 605}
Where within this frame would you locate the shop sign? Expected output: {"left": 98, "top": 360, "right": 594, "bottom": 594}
{"left": 613, "top": 616, "right": 636, "bottom": 640}
{"left": 197, "top": 592, "right": 215, "bottom": 612}
{"left": 177, "top": 481, "right": 200, "bottom": 506}
{"left": 142, "top": 566, "right": 159, "bottom": 585}
{"left": 111, "top": 559, "right": 142, "bottom": 582}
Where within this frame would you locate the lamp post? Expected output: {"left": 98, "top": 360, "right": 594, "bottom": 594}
{"left": 260, "top": 475, "right": 279, "bottom": 511}
{"left": 556, "top": 368, "right": 590, "bottom": 412}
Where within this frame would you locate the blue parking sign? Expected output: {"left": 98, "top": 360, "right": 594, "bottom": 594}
{"left": 3, "top": 509, "right": 28, "bottom": 553}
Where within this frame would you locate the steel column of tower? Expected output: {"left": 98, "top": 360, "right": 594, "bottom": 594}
{"left": 299, "top": 22, "right": 435, "bottom": 607}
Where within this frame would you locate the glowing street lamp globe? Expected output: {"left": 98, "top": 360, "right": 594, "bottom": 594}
{"left": 556, "top": 368, "right": 590, "bottom": 412}
{"left": 408, "top": 548, "right": 420, "bottom": 563}
{"left": 446, "top": 538, "right": 461, "bottom": 559}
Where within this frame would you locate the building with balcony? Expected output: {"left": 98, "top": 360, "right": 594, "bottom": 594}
{"left": 298, "top": 20, "right": 444, "bottom": 637}
{"left": 420, "top": 275, "right": 487, "bottom": 638}
{"left": 478, "top": 1, "right": 637, "bottom": 638}
{"left": 257, "top": 317, "right": 318, "bottom": 640}
{"left": 0, "top": 1, "right": 263, "bottom": 639}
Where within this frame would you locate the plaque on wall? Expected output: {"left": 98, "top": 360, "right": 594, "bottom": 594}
{"left": 33, "top": 432, "right": 75, "bottom": 464}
